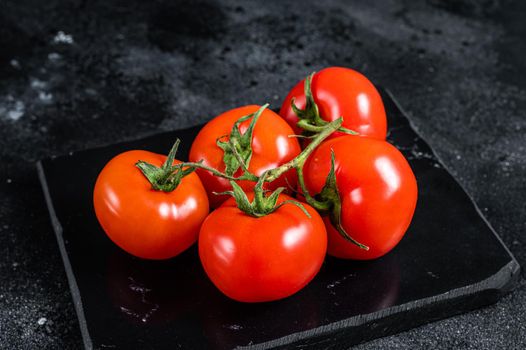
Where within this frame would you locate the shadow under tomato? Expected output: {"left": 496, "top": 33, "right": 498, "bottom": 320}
{"left": 199, "top": 279, "right": 323, "bottom": 349}
{"left": 106, "top": 246, "right": 207, "bottom": 325}
{"left": 317, "top": 252, "right": 401, "bottom": 317}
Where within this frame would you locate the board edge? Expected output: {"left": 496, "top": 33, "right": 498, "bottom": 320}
{"left": 36, "top": 161, "right": 94, "bottom": 350}
{"left": 240, "top": 259, "right": 520, "bottom": 349}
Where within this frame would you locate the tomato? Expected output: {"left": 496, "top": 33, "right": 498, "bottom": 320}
{"left": 93, "top": 150, "right": 209, "bottom": 260}
{"left": 280, "top": 67, "right": 387, "bottom": 140}
{"left": 198, "top": 193, "right": 327, "bottom": 302}
{"left": 189, "top": 105, "right": 301, "bottom": 208}
{"left": 303, "top": 136, "right": 417, "bottom": 260}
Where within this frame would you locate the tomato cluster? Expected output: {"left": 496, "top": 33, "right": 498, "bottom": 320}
{"left": 93, "top": 67, "right": 418, "bottom": 303}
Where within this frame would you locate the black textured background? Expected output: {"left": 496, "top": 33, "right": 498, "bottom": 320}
{"left": 0, "top": 0, "right": 525, "bottom": 349}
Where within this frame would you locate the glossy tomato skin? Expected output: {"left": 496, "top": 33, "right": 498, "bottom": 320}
{"left": 93, "top": 150, "right": 209, "bottom": 260}
{"left": 199, "top": 194, "right": 327, "bottom": 303}
{"left": 189, "top": 105, "right": 301, "bottom": 208}
{"left": 304, "top": 136, "right": 417, "bottom": 260}
{"left": 280, "top": 67, "right": 387, "bottom": 140}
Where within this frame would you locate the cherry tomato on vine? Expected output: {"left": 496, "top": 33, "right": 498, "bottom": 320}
{"left": 280, "top": 67, "right": 387, "bottom": 140}
{"left": 199, "top": 193, "right": 327, "bottom": 303}
{"left": 189, "top": 105, "right": 301, "bottom": 208}
{"left": 303, "top": 136, "right": 417, "bottom": 260}
{"left": 93, "top": 148, "right": 209, "bottom": 260}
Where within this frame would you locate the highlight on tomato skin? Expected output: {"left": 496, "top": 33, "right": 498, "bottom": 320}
{"left": 198, "top": 193, "right": 327, "bottom": 303}
{"left": 189, "top": 105, "right": 301, "bottom": 208}
{"left": 303, "top": 135, "right": 418, "bottom": 260}
{"left": 93, "top": 150, "right": 209, "bottom": 260}
{"left": 280, "top": 66, "right": 388, "bottom": 141}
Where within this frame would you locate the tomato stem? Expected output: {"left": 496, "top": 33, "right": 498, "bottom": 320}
{"left": 216, "top": 104, "right": 268, "bottom": 176}
{"left": 291, "top": 72, "right": 358, "bottom": 136}
{"left": 214, "top": 172, "right": 311, "bottom": 218}
{"left": 135, "top": 139, "right": 197, "bottom": 192}
{"left": 318, "top": 151, "right": 369, "bottom": 250}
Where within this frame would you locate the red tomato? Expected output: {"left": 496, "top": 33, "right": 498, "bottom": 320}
{"left": 199, "top": 194, "right": 327, "bottom": 302}
{"left": 304, "top": 136, "right": 417, "bottom": 260}
{"left": 280, "top": 67, "right": 387, "bottom": 140}
{"left": 93, "top": 150, "right": 209, "bottom": 260}
{"left": 189, "top": 105, "right": 301, "bottom": 208}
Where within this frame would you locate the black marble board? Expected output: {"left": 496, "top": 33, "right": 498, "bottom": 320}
{"left": 37, "top": 89, "right": 520, "bottom": 350}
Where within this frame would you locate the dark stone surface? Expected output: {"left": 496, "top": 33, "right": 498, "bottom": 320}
{"left": 37, "top": 90, "right": 519, "bottom": 349}
{"left": 0, "top": 0, "right": 524, "bottom": 349}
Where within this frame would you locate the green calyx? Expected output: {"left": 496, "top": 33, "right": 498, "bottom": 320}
{"left": 216, "top": 172, "right": 311, "bottom": 219}
{"left": 217, "top": 104, "right": 269, "bottom": 176}
{"left": 291, "top": 72, "right": 358, "bottom": 136}
{"left": 136, "top": 139, "right": 196, "bottom": 192}
{"left": 315, "top": 151, "right": 369, "bottom": 250}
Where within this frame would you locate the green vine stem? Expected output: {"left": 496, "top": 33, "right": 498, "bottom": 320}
{"left": 216, "top": 104, "right": 268, "bottom": 176}
{"left": 264, "top": 118, "right": 342, "bottom": 183}
{"left": 291, "top": 72, "right": 358, "bottom": 136}
{"left": 176, "top": 117, "right": 342, "bottom": 188}
{"left": 175, "top": 116, "right": 368, "bottom": 250}
{"left": 317, "top": 152, "right": 369, "bottom": 250}
{"left": 134, "top": 99, "right": 367, "bottom": 248}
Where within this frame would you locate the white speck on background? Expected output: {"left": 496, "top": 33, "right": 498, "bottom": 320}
{"left": 6, "top": 101, "right": 25, "bottom": 121}
{"left": 30, "top": 78, "right": 48, "bottom": 90}
{"left": 48, "top": 53, "right": 62, "bottom": 62}
{"left": 224, "top": 324, "right": 243, "bottom": 330}
{"left": 427, "top": 271, "right": 439, "bottom": 279}
{"left": 6, "top": 178, "right": 12, "bottom": 184}
{"left": 37, "top": 317, "right": 47, "bottom": 326}
{"left": 38, "top": 91, "right": 53, "bottom": 103}
{"left": 85, "top": 88, "right": 98, "bottom": 96}
{"left": 12, "top": 262, "right": 18, "bottom": 268}
{"left": 9, "top": 59, "right": 20, "bottom": 69}
{"left": 53, "top": 31, "right": 74, "bottom": 44}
